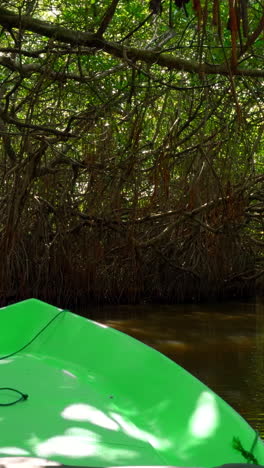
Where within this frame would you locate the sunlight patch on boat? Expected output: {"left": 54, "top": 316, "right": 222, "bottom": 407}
{"left": 175, "top": 391, "right": 220, "bottom": 460}
{"left": 188, "top": 391, "right": 219, "bottom": 438}
{"left": 62, "top": 369, "right": 77, "bottom": 379}
{"left": 36, "top": 435, "right": 97, "bottom": 458}
{"left": 61, "top": 403, "right": 119, "bottom": 431}
{"left": 0, "top": 447, "right": 30, "bottom": 456}
{"left": 35, "top": 428, "right": 100, "bottom": 458}
{"left": 110, "top": 412, "right": 170, "bottom": 450}
{"left": 35, "top": 429, "right": 137, "bottom": 462}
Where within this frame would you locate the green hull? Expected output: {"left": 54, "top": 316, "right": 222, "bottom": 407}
{"left": 0, "top": 299, "right": 263, "bottom": 467}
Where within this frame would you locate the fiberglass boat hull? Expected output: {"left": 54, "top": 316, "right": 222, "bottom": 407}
{"left": 0, "top": 299, "right": 263, "bottom": 467}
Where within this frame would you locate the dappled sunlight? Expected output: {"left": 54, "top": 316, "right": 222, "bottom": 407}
{"left": 35, "top": 428, "right": 100, "bottom": 458}
{"left": 110, "top": 412, "right": 171, "bottom": 451}
{"left": 0, "top": 447, "right": 30, "bottom": 456}
{"left": 189, "top": 391, "right": 219, "bottom": 438}
{"left": 176, "top": 391, "right": 220, "bottom": 461}
{"left": 61, "top": 403, "right": 119, "bottom": 431}
{"left": 34, "top": 428, "right": 138, "bottom": 462}
{"left": 57, "top": 403, "right": 167, "bottom": 463}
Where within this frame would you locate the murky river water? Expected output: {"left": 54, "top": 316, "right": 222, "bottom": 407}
{"left": 80, "top": 299, "right": 264, "bottom": 438}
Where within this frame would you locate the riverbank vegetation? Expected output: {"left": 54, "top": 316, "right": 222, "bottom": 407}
{"left": 0, "top": 0, "right": 263, "bottom": 306}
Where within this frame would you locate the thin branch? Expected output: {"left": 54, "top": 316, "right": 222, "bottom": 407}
{"left": 119, "top": 11, "right": 154, "bottom": 42}
{"left": 0, "top": 109, "right": 76, "bottom": 137}
{"left": 0, "top": 55, "right": 125, "bottom": 84}
{"left": 239, "top": 12, "right": 264, "bottom": 57}
{"left": 249, "top": 237, "right": 264, "bottom": 247}
{"left": 153, "top": 246, "right": 200, "bottom": 278}
{"left": 96, "top": 0, "right": 120, "bottom": 37}
{"left": 0, "top": 47, "right": 46, "bottom": 57}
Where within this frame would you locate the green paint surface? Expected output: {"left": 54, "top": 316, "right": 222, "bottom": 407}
{"left": 0, "top": 299, "right": 263, "bottom": 466}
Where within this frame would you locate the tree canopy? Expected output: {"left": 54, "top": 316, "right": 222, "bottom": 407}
{"left": 0, "top": 0, "right": 263, "bottom": 305}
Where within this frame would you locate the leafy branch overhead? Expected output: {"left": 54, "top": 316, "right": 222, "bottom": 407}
{"left": 0, "top": 1, "right": 263, "bottom": 77}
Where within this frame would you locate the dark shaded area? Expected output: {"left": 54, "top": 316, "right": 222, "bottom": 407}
{"left": 0, "top": 1, "right": 263, "bottom": 307}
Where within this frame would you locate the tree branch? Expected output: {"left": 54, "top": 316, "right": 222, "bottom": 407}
{"left": 0, "top": 7, "right": 263, "bottom": 77}
{"left": 96, "top": 0, "right": 120, "bottom": 37}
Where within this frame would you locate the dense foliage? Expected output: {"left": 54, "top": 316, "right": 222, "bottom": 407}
{"left": 0, "top": 0, "right": 263, "bottom": 305}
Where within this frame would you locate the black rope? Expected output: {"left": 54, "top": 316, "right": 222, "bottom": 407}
{"left": 0, "top": 387, "right": 28, "bottom": 406}
{"left": 0, "top": 308, "right": 66, "bottom": 360}
{"left": 0, "top": 308, "right": 67, "bottom": 407}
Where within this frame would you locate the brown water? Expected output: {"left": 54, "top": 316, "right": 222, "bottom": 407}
{"left": 80, "top": 299, "right": 264, "bottom": 437}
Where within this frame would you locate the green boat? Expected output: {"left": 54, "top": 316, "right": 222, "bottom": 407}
{"left": 0, "top": 299, "right": 263, "bottom": 467}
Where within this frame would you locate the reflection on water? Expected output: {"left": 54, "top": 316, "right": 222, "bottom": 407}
{"left": 79, "top": 299, "right": 264, "bottom": 438}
